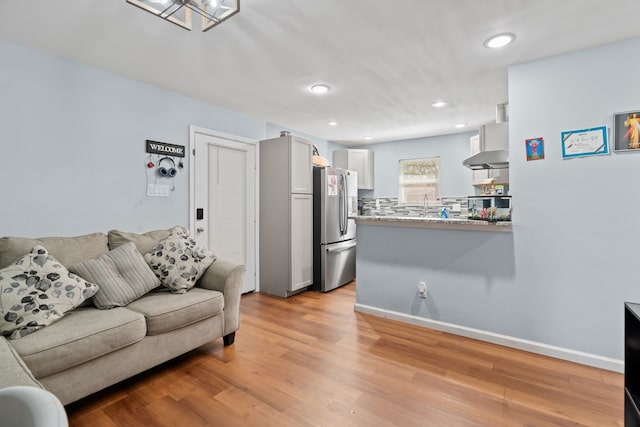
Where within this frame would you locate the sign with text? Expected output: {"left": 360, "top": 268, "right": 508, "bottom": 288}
{"left": 146, "top": 140, "right": 185, "bottom": 157}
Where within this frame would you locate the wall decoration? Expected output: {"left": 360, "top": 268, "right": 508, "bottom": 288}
{"left": 146, "top": 140, "right": 186, "bottom": 157}
{"left": 613, "top": 110, "right": 640, "bottom": 152}
{"left": 560, "top": 126, "right": 608, "bottom": 159}
{"left": 525, "top": 137, "right": 545, "bottom": 161}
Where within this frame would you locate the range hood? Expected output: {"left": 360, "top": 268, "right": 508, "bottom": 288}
{"left": 463, "top": 149, "right": 509, "bottom": 170}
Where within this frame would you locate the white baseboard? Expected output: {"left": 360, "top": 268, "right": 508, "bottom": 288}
{"left": 354, "top": 303, "right": 623, "bottom": 373}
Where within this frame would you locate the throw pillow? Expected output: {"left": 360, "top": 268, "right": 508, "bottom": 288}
{"left": 70, "top": 242, "right": 160, "bottom": 309}
{"left": 107, "top": 228, "right": 172, "bottom": 255}
{"left": 144, "top": 227, "right": 216, "bottom": 294}
{"left": 0, "top": 246, "right": 99, "bottom": 339}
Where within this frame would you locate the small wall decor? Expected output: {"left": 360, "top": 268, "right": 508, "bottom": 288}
{"left": 561, "top": 126, "right": 608, "bottom": 159}
{"left": 525, "top": 137, "right": 545, "bottom": 161}
{"left": 613, "top": 110, "right": 640, "bottom": 152}
{"left": 146, "top": 140, "right": 185, "bottom": 157}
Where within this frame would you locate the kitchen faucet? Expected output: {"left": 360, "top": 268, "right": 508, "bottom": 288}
{"left": 423, "top": 194, "right": 429, "bottom": 216}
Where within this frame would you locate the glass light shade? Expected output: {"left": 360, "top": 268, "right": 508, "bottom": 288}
{"left": 126, "top": 0, "right": 240, "bottom": 31}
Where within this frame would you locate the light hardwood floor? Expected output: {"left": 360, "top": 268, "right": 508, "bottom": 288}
{"left": 66, "top": 282, "right": 623, "bottom": 426}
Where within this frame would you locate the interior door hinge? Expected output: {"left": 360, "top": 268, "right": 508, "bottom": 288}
{"left": 192, "top": 148, "right": 196, "bottom": 156}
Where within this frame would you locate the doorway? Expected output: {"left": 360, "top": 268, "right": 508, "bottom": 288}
{"left": 189, "top": 126, "right": 258, "bottom": 294}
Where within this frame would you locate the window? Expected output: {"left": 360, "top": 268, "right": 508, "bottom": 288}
{"left": 399, "top": 157, "right": 440, "bottom": 204}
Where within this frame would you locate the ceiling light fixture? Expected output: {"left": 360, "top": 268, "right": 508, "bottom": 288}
{"left": 364, "top": 136, "right": 373, "bottom": 141}
{"left": 310, "top": 84, "right": 331, "bottom": 95}
{"left": 328, "top": 121, "right": 338, "bottom": 126}
{"left": 127, "top": 0, "right": 240, "bottom": 32}
{"left": 431, "top": 101, "right": 447, "bottom": 108}
{"left": 483, "top": 33, "right": 515, "bottom": 49}
{"left": 454, "top": 123, "right": 467, "bottom": 129}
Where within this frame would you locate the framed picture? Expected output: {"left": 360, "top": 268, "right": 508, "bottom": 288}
{"left": 561, "top": 126, "right": 608, "bottom": 159}
{"left": 613, "top": 110, "right": 640, "bottom": 152}
{"left": 525, "top": 137, "right": 545, "bottom": 161}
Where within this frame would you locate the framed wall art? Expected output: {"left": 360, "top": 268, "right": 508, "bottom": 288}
{"left": 613, "top": 110, "right": 640, "bottom": 152}
{"left": 525, "top": 137, "right": 545, "bottom": 161}
{"left": 561, "top": 126, "right": 608, "bottom": 159}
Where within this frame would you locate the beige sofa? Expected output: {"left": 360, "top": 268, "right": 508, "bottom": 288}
{"left": 0, "top": 228, "right": 244, "bottom": 405}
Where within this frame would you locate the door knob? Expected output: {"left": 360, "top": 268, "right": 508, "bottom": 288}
{"left": 196, "top": 227, "right": 205, "bottom": 233}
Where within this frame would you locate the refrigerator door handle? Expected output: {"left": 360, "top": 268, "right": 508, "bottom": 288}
{"left": 341, "top": 172, "right": 348, "bottom": 235}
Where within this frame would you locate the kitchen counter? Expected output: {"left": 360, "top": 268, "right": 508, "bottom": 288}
{"left": 353, "top": 215, "right": 512, "bottom": 232}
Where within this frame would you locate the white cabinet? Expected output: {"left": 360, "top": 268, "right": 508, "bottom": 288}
{"left": 333, "top": 149, "right": 374, "bottom": 190}
{"left": 290, "top": 137, "right": 313, "bottom": 194}
{"left": 290, "top": 194, "right": 313, "bottom": 291}
{"left": 259, "top": 135, "right": 314, "bottom": 297}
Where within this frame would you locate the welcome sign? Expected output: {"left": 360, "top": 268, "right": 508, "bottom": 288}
{"left": 146, "top": 140, "right": 185, "bottom": 157}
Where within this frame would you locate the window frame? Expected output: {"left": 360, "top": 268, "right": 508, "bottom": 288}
{"left": 398, "top": 157, "right": 441, "bottom": 205}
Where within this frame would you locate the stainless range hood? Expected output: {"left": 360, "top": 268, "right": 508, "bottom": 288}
{"left": 463, "top": 149, "right": 509, "bottom": 170}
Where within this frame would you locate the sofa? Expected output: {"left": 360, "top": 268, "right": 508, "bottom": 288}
{"left": 0, "top": 227, "right": 244, "bottom": 405}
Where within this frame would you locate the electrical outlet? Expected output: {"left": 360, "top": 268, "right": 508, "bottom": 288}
{"left": 417, "top": 281, "right": 427, "bottom": 298}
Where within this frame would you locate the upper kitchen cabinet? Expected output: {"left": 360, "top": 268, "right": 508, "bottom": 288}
{"left": 290, "top": 136, "right": 314, "bottom": 194}
{"left": 333, "top": 149, "right": 374, "bottom": 190}
{"left": 261, "top": 135, "right": 313, "bottom": 194}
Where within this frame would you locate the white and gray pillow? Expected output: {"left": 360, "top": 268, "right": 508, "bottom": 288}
{"left": 144, "top": 227, "right": 216, "bottom": 294}
{"left": 0, "top": 246, "right": 99, "bottom": 339}
{"left": 71, "top": 242, "right": 160, "bottom": 309}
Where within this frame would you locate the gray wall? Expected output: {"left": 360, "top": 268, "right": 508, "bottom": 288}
{"left": 356, "top": 37, "right": 640, "bottom": 362}
{"left": 0, "top": 40, "right": 333, "bottom": 238}
{"left": 508, "top": 36, "right": 640, "bottom": 359}
{"left": 358, "top": 132, "right": 475, "bottom": 199}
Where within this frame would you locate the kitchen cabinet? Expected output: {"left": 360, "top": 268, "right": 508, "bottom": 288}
{"left": 290, "top": 194, "right": 313, "bottom": 291}
{"left": 290, "top": 137, "right": 314, "bottom": 194}
{"left": 333, "top": 149, "right": 374, "bottom": 190}
{"left": 259, "top": 135, "right": 314, "bottom": 297}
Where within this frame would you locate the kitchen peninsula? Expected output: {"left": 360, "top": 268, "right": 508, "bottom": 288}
{"left": 353, "top": 214, "right": 517, "bottom": 355}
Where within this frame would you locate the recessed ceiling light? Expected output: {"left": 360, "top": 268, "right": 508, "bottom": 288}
{"left": 364, "top": 136, "right": 373, "bottom": 141}
{"left": 328, "top": 121, "right": 338, "bottom": 126}
{"left": 310, "top": 84, "right": 331, "bottom": 94}
{"left": 454, "top": 123, "right": 467, "bottom": 129}
{"left": 484, "top": 33, "right": 515, "bottom": 49}
{"left": 432, "top": 101, "right": 447, "bottom": 108}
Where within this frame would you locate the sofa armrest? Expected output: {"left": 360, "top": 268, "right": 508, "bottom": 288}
{"left": 0, "top": 337, "right": 43, "bottom": 390}
{"left": 197, "top": 259, "right": 245, "bottom": 337}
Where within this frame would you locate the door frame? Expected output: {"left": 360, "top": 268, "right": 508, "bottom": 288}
{"left": 188, "top": 125, "right": 260, "bottom": 292}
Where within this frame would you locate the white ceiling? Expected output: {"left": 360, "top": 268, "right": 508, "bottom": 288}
{"left": 1, "top": 1, "right": 640, "bottom": 146}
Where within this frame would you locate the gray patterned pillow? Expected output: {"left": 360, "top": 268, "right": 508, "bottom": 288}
{"left": 0, "top": 246, "right": 99, "bottom": 339}
{"left": 70, "top": 242, "right": 160, "bottom": 309}
{"left": 144, "top": 227, "right": 216, "bottom": 294}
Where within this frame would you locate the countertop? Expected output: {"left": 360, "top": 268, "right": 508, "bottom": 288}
{"left": 353, "top": 215, "right": 513, "bottom": 232}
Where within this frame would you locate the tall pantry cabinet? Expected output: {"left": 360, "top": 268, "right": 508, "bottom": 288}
{"left": 259, "top": 135, "right": 314, "bottom": 297}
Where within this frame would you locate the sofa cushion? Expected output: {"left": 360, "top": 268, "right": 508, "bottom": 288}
{"left": 144, "top": 227, "right": 216, "bottom": 294}
{"left": 126, "top": 288, "right": 223, "bottom": 336}
{"left": 0, "top": 233, "right": 109, "bottom": 270}
{"left": 10, "top": 306, "right": 146, "bottom": 379}
{"left": 70, "top": 242, "right": 160, "bottom": 309}
{"left": 108, "top": 228, "right": 172, "bottom": 255}
{"left": 0, "top": 246, "right": 99, "bottom": 339}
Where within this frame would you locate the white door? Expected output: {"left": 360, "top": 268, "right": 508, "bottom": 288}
{"left": 190, "top": 127, "right": 257, "bottom": 294}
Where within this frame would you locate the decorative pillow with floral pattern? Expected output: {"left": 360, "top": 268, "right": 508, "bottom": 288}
{"left": 143, "top": 227, "right": 216, "bottom": 294}
{"left": 0, "top": 246, "right": 99, "bottom": 339}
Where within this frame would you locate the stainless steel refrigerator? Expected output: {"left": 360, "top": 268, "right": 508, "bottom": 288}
{"left": 313, "top": 167, "right": 357, "bottom": 292}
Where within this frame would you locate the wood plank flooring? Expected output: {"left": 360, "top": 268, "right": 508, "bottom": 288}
{"left": 66, "top": 282, "right": 623, "bottom": 426}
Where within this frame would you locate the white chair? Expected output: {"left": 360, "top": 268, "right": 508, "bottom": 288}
{"left": 0, "top": 386, "right": 68, "bottom": 427}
